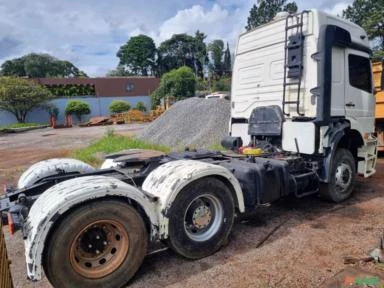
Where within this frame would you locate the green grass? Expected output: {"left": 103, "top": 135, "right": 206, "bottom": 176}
{"left": 208, "top": 143, "right": 227, "bottom": 151}
{"left": 72, "top": 133, "right": 170, "bottom": 166}
{"left": 0, "top": 122, "right": 42, "bottom": 130}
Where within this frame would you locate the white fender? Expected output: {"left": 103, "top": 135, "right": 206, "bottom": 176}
{"left": 18, "top": 158, "right": 95, "bottom": 189}
{"left": 100, "top": 158, "right": 120, "bottom": 169}
{"left": 24, "top": 175, "right": 158, "bottom": 281}
{"left": 142, "top": 160, "right": 245, "bottom": 238}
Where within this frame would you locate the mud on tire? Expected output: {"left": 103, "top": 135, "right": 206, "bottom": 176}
{"left": 167, "top": 177, "right": 235, "bottom": 259}
{"left": 44, "top": 199, "right": 147, "bottom": 288}
{"left": 320, "top": 148, "right": 356, "bottom": 203}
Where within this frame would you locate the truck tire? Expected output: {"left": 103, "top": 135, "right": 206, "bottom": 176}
{"left": 44, "top": 199, "right": 147, "bottom": 288}
{"left": 167, "top": 177, "right": 235, "bottom": 259}
{"left": 320, "top": 148, "right": 356, "bottom": 202}
{"left": 18, "top": 158, "right": 95, "bottom": 189}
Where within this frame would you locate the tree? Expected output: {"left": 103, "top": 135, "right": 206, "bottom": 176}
{"left": 1, "top": 58, "right": 26, "bottom": 77}
{"left": 245, "top": 0, "right": 298, "bottom": 31}
{"left": 194, "top": 30, "right": 209, "bottom": 78}
{"left": 65, "top": 100, "right": 91, "bottom": 122}
{"left": 152, "top": 66, "right": 196, "bottom": 105}
{"left": 0, "top": 77, "right": 53, "bottom": 123}
{"left": 135, "top": 101, "right": 147, "bottom": 112}
{"left": 106, "top": 65, "right": 133, "bottom": 77}
{"left": 109, "top": 100, "right": 131, "bottom": 114}
{"left": 0, "top": 53, "right": 87, "bottom": 78}
{"left": 208, "top": 39, "right": 224, "bottom": 76}
{"left": 158, "top": 34, "right": 196, "bottom": 74}
{"left": 343, "top": 0, "right": 384, "bottom": 58}
{"left": 117, "top": 35, "right": 157, "bottom": 76}
{"left": 158, "top": 33, "right": 207, "bottom": 76}
{"left": 52, "top": 60, "right": 87, "bottom": 78}
{"left": 223, "top": 42, "right": 232, "bottom": 75}
{"left": 43, "top": 103, "right": 59, "bottom": 118}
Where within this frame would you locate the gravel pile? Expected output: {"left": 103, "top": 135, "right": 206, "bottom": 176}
{"left": 139, "top": 97, "right": 231, "bottom": 149}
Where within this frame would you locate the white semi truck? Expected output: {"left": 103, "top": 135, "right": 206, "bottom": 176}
{"left": 0, "top": 10, "right": 378, "bottom": 288}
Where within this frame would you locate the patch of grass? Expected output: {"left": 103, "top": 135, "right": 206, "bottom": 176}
{"left": 72, "top": 133, "right": 170, "bottom": 166}
{"left": 208, "top": 143, "right": 226, "bottom": 151}
{"left": 0, "top": 122, "right": 42, "bottom": 129}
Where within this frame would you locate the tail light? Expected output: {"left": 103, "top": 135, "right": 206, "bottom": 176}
{"left": 7, "top": 212, "right": 15, "bottom": 235}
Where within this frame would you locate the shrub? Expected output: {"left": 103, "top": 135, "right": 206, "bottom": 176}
{"left": 135, "top": 101, "right": 147, "bottom": 112}
{"left": 109, "top": 100, "right": 131, "bottom": 114}
{"left": 44, "top": 103, "right": 59, "bottom": 118}
{"left": 151, "top": 66, "right": 196, "bottom": 105}
{"left": 212, "top": 77, "right": 231, "bottom": 92}
{"left": 65, "top": 100, "right": 91, "bottom": 122}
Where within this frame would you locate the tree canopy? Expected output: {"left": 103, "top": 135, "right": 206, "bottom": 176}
{"left": 157, "top": 33, "right": 208, "bottom": 77}
{"left": 117, "top": 35, "right": 157, "bottom": 76}
{"left": 343, "top": 0, "right": 384, "bottom": 58}
{"left": 194, "top": 30, "right": 209, "bottom": 78}
{"left": 106, "top": 65, "right": 133, "bottom": 77}
{"left": 111, "top": 30, "right": 234, "bottom": 82}
{"left": 135, "top": 101, "right": 147, "bottom": 112}
{"left": 0, "top": 77, "right": 53, "bottom": 123}
{"left": 152, "top": 66, "right": 196, "bottom": 105}
{"left": 208, "top": 39, "right": 225, "bottom": 76}
{"left": 245, "top": 0, "right": 298, "bottom": 31}
{"left": 65, "top": 100, "right": 91, "bottom": 121}
{"left": 1, "top": 53, "right": 87, "bottom": 78}
{"left": 223, "top": 43, "right": 232, "bottom": 75}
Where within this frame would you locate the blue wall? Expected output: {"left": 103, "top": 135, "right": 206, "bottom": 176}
{"left": 0, "top": 96, "right": 151, "bottom": 125}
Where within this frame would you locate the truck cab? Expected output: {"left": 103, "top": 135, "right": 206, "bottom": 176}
{"left": 230, "top": 9, "right": 377, "bottom": 179}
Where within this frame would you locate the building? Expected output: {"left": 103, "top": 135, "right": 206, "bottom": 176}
{"left": 34, "top": 77, "right": 160, "bottom": 97}
{"left": 0, "top": 77, "right": 160, "bottom": 125}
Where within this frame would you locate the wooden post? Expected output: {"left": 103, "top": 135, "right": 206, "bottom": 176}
{"left": 0, "top": 220, "right": 14, "bottom": 288}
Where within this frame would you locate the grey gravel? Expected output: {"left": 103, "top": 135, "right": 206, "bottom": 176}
{"left": 139, "top": 97, "right": 230, "bottom": 149}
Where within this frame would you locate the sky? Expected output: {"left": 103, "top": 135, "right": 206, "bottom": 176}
{"left": 0, "top": 0, "right": 353, "bottom": 77}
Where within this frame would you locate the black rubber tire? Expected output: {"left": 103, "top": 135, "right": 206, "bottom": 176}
{"left": 167, "top": 177, "right": 235, "bottom": 259}
{"left": 44, "top": 200, "right": 148, "bottom": 288}
{"left": 320, "top": 148, "right": 356, "bottom": 203}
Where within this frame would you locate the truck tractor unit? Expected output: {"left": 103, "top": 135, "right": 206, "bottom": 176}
{"left": 0, "top": 10, "right": 378, "bottom": 288}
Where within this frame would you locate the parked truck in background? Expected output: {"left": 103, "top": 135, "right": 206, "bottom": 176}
{"left": 374, "top": 61, "right": 384, "bottom": 150}
{"left": 0, "top": 10, "right": 378, "bottom": 288}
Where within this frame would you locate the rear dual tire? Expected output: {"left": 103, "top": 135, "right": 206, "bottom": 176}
{"left": 167, "top": 177, "right": 235, "bottom": 259}
{"left": 44, "top": 200, "right": 147, "bottom": 288}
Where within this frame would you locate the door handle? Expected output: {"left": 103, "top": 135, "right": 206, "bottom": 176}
{"left": 345, "top": 102, "right": 355, "bottom": 107}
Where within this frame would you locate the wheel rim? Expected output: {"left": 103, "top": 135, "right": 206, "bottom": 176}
{"left": 69, "top": 220, "right": 129, "bottom": 279}
{"left": 184, "top": 194, "right": 224, "bottom": 242}
{"left": 335, "top": 162, "right": 352, "bottom": 194}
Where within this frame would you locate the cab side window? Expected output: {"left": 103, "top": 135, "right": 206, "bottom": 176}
{"left": 348, "top": 54, "right": 372, "bottom": 93}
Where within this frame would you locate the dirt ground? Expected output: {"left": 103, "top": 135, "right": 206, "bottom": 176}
{"left": 0, "top": 124, "right": 147, "bottom": 188}
{"left": 2, "top": 126, "right": 384, "bottom": 288}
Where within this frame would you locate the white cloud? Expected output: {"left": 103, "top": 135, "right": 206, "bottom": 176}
{"left": 324, "top": 2, "right": 351, "bottom": 16}
{"left": 158, "top": 4, "right": 229, "bottom": 41}
{"left": 0, "top": 0, "right": 354, "bottom": 76}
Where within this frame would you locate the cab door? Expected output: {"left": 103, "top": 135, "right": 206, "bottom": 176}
{"left": 344, "top": 50, "right": 375, "bottom": 119}
{"left": 330, "top": 47, "right": 346, "bottom": 116}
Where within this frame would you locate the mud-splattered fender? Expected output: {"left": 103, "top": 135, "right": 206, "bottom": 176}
{"left": 18, "top": 158, "right": 95, "bottom": 189}
{"left": 142, "top": 160, "right": 245, "bottom": 238}
{"left": 24, "top": 175, "right": 158, "bottom": 281}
